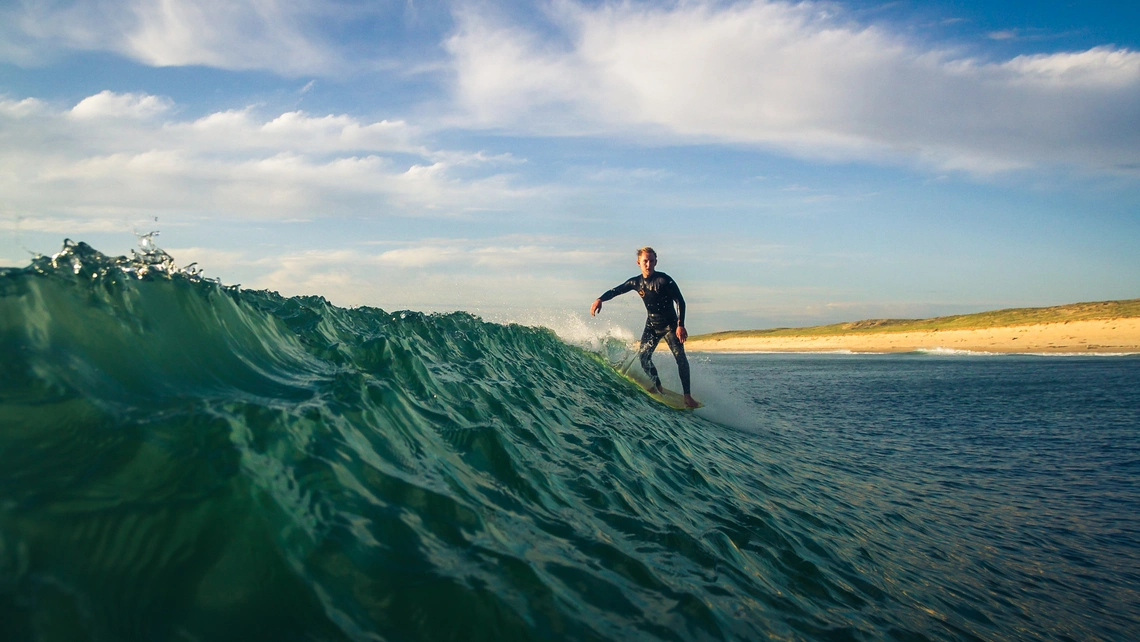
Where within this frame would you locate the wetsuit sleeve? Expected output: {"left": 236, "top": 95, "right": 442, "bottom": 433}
{"left": 670, "top": 277, "right": 686, "bottom": 326}
{"left": 598, "top": 277, "right": 638, "bottom": 302}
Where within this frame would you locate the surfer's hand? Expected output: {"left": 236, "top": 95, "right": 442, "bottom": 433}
{"left": 591, "top": 299, "right": 602, "bottom": 316}
{"left": 676, "top": 326, "right": 688, "bottom": 343}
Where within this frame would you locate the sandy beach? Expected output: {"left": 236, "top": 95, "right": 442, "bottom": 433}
{"left": 685, "top": 318, "right": 1140, "bottom": 354}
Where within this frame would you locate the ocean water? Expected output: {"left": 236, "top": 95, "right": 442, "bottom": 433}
{"left": 1, "top": 241, "right": 1138, "bottom": 641}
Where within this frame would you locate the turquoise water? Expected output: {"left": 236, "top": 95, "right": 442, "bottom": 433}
{"left": 1, "top": 241, "right": 1137, "bottom": 641}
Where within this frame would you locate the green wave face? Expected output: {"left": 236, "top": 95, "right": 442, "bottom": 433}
{"left": 14, "top": 242, "right": 1062, "bottom": 641}
{"left": 1, "top": 242, "right": 756, "bottom": 641}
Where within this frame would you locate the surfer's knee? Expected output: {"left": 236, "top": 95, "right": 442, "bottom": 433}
{"left": 671, "top": 344, "right": 687, "bottom": 361}
{"left": 639, "top": 351, "right": 655, "bottom": 371}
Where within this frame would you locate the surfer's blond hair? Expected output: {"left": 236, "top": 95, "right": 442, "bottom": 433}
{"left": 637, "top": 246, "right": 657, "bottom": 259}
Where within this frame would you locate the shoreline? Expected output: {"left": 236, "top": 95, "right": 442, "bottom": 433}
{"left": 683, "top": 318, "right": 1140, "bottom": 354}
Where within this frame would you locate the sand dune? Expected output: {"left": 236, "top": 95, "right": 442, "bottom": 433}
{"left": 685, "top": 318, "right": 1140, "bottom": 354}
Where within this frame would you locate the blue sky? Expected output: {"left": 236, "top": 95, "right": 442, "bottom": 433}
{"left": 2, "top": 0, "right": 1138, "bottom": 333}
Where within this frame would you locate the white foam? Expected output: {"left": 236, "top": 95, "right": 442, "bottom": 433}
{"left": 1021, "top": 351, "right": 1140, "bottom": 357}
{"left": 697, "top": 349, "right": 880, "bottom": 355}
{"left": 918, "top": 347, "right": 1139, "bottom": 357}
{"left": 694, "top": 347, "right": 1138, "bottom": 358}
{"left": 691, "top": 349, "right": 921, "bottom": 357}
{"left": 682, "top": 357, "right": 770, "bottom": 434}
{"left": 917, "top": 347, "right": 1003, "bottom": 356}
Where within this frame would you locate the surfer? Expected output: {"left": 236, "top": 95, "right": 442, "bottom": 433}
{"left": 591, "top": 247, "right": 698, "bottom": 408}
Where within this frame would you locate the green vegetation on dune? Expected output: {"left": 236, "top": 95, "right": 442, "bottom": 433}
{"left": 690, "top": 298, "right": 1140, "bottom": 341}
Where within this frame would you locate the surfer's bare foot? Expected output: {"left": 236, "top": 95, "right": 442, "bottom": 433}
{"left": 683, "top": 393, "right": 699, "bottom": 408}
{"left": 645, "top": 383, "right": 663, "bottom": 394}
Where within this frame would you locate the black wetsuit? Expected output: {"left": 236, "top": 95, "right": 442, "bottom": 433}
{"left": 598, "top": 271, "right": 691, "bottom": 394}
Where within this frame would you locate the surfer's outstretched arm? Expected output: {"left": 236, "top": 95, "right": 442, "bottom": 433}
{"left": 592, "top": 278, "right": 638, "bottom": 316}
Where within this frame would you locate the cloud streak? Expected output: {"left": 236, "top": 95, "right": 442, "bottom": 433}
{"left": 162, "top": 239, "right": 619, "bottom": 315}
{"left": 4, "top": 0, "right": 340, "bottom": 74}
{"left": 446, "top": 0, "right": 1140, "bottom": 174}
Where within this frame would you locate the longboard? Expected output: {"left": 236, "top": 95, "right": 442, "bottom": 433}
{"left": 607, "top": 359, "right": 703, "bottom": 410}
{"left": 645, "top": 385, "right": 703, "bottom": 410}
{"left": 587, "top": 351, "right": 703, "bottom": 410}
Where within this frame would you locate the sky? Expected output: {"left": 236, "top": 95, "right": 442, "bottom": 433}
{"left": 1, "top": 0, "right": 1138, "bottom": 334}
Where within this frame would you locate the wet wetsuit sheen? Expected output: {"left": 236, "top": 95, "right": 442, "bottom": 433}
{"left": 598, "top": 272, "right": 691, "bottom": 394}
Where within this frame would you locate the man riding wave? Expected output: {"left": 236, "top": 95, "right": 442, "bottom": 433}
{"left": 591, "top": 247, "right": 699, "bottom": 408}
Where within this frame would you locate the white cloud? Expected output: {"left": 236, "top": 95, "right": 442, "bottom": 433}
{"left": 0, "top": 98, "right": 44, "bottom": 117}
{"left": 4, "top": 0, "right": 339, "bottom": 75}
{"left": 162, "top": 246, "right": 254, "bottom": 271}
{"left": 374, "top": 246, "right": 464, "bottom": 268}
{"left": 468, "top": 244, "right": 607, "bottom": 268}
{"left": 232, "top": 244, "right": 608, "bottom": 313}
{"left": 0, "top": 91, "right": 539, "bottom": 221}
{"left": 988, "top": 30, "right": 1018, "bottom": 41}
{"left": 0, "top": 216, "right": 130, "bottom": 234}
{"left": 127, "top": 0, "right": 330, "bottom": 72}
{"left": 373, "top": 241, "right": 610, "bottom": 269}
{"left": 584, "top": 167, "right": 671, "bottom": 183}
{"left": 148, "top": 238, "right": 623, "bottom": 314}
{"left": 70, "top": 90, "right": 173, "bottom": 119}
{"left": 178, "top": 110, "right": 426, "bottom": 155}
{"left": 999, "top": 47, "right": 1140, "bottom": 87}
{"left": 445, "top": 0, "right": 1140, "bottom": 173}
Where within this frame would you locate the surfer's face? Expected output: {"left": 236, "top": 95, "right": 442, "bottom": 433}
{"left": 637, "top": 252, "right": 657, "bottom": 277}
